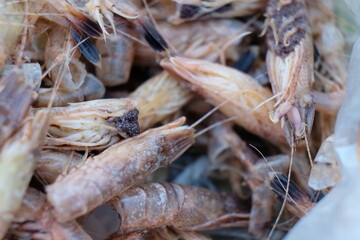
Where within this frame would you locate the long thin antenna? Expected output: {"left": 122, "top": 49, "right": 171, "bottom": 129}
{"left": 190, "top": 98, "right": 232, "bottom": 129}
{"left": 220, "top": 31, "right": 251, "bottom": 65}
{"left": 304, "top": 130, "right": 313, "bottom": 167}
{"left": 267, "top": 133, "right": 295, "bottom": 240}
{"left": 195, "top": 115, "right": 237, "bottom": 138}
{"left": 63, "top": 150, "right": 75, "bottom": 175}
{"left": 15, "top": 0, "right": 29, "bottom": 66}
{"left": 79, "top": 148, "right": 89, "bottom": 167}
{"left": 219, "top": 13, "right": 260, "bottom": 65}
{"left": 251, "top": 91, "right": 283, "bottom": 113}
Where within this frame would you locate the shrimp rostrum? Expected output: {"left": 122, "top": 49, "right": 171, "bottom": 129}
{"left": 265, "top": 0, "right": 315, "bottom": 143}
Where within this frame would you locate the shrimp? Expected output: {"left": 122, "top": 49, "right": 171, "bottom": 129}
{"left": 1, "top": 63, "right": 42, "bottom": 91}
{"left": 96, "top": 19, "right": 136, "bottom": 86}
{"left": 40, "top": 0, "right": 102, "bottom": 37}
{"left": 35, "top": 150, "right": 83, "bottom": 185}
{"left": 46, "top": 117, "right": 195, "bottom": 222}
{"left": 206, "top": 121, "right": 313, "bottom": 237}
{"left": 44, "top": 26, "right": 87, "bottom": 91}
{"left": 8, "top": 187, "right": 91, "bottom": 240}
{"left": 161, "top": 56, "right": 287, "bottom": 146}
{"left": 0, "top": 110, "right": 49, "bottom": 239}
{"left": 134, "top": 19, "right": 246, "bottom": 65}
{"left": 112, "top": 182, "right": 249, "bottom": 233}
{"left": 207, "top": 118, "right": 257, "bottom": 199}
{"left": 245, "top": 154, "right": 311, "bottom": 236}
{"left": 168, "top": 0, "right": 266, "bottom": 24}
{"left": 38, "top": 98, "right": 140, "bottom": 151}
{"left": 265, "top": 0, "right": 315, "bottom": 143}
{"left": 0, "top": 0, "right": 24, "bottom": 71}
{"left": 83, "top": 0, "right": 169, "bottom": 53}
{"left": 0, "top": 70, "right": 33, "bottom": 147}
{"left": 27, "top": 0, "right": 102, "bottom": 64}
{"left": 246, "top": 155, "right": 293, "bottom": 237}
{"left": 269, "top": 172, "right": 315, "bottom": 218}
{"left": 130, "top": 71, "right": 193, "bottom": 131}
{"left": 34, "top": 73, "right": 106, "bottom": 107}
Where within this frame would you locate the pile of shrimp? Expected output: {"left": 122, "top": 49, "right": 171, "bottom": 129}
{"left": 0, "top": 0, "right": 355, "bottom": 239}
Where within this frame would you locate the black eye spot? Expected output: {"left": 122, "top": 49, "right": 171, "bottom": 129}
{"left": 106, "top": 108, "right": 140, "bottom": 138}
{"left": 179, "top": 4, "right": 200, "bottom": 19}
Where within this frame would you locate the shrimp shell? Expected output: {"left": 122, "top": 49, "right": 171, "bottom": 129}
{"left": 9, "top": 188, "right": 91, "bottom": 240}
{"left": 0, "top": 110, "right": 49, "bottom": 238}
{"left": 161, "top": 56, "right": 286, "bottom": 146}
{"left": 112, "top": 182, "right": 249, "bottom": 232}
{"left": 265, "top": 0, "right": 315, "bottom": 142}
{"left": 35, "top": 73, "right": 106, "bottom": 107}
{"left": 0, "top": 70, "right": 33, "bottom": 147}
{"left": 44, "top": 26, "right": 87, "bottom": 90}
{"left": 95, "top": 21, "right": 135, "bottom": 86}
{"left": 135, "top": 19, "right": 245, "bottom": 65}
{"left": 46, "top": 117, "right": 195, "bottom": 222}
{"left": 270, "top": 172, "right": 315, "bottom": 218}
{"left": 39, "top": 98, "right": 139, "bottom": 150}
{"left": 36, "top": 150, "right": 83, "bottom": 185}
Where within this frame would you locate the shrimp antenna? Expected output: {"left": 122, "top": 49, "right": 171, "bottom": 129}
{"left": 267, "top": 133, "right": 295, "bottom": 240}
